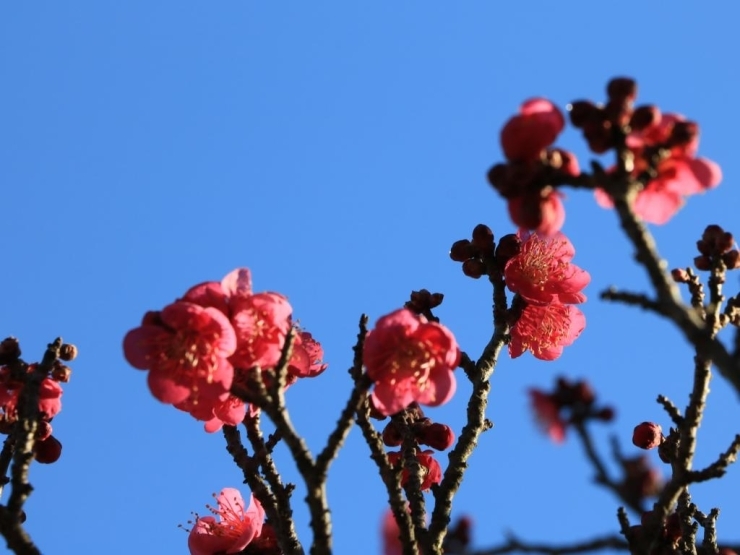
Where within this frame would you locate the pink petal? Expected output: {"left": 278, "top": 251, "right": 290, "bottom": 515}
{"left": 371, "top": 380, "right": 416, "bottom": 416}
{"left": 147, "top": 371, "right": 191, "bottom": 404}
{"left": 221, "top": 268, "right": 253, "bottom": 299}
{"left": 687, "top": 157, "right": 722, "bottom": 190}
{"left": 123, "top": 325, "right": 169, "bottom": 370}
{"left": 416, "top": 370, "right": 456, "bottom": 407}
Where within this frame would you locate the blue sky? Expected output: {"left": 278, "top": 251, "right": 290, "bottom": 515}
{"left": 2, "top": 3, "right": 739, "bottom": 554}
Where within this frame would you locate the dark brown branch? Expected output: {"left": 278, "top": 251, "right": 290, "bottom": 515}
{"left": 573, "top": 424, "right": 643, "bottom": 515}
{"left": 243, "top": 414, "right": 301, "bottom": 551}
{"left": 427, "top": 272, "right": 509, "bottom": 554}
{"left": 356, "top": 398, "right": 416, "bottom": 555}
{"left": 222, "top": 425, "right": 291, "bottom": 550}
{"left": 600, "top": 288, "right": 664, "bottom": 314}
{"left": 656, "top": 395, "right": 683, "bottom": 427}
{"left": 688, "top": 434, "right": 740, "bottom": 483}
{"left": 315, "top": 316, "right": 371, "bottom": 476}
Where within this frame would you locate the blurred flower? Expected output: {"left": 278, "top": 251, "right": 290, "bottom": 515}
{"left": 501, "top": 98, "right": 565, "bottom": 162}
{"left": 595, "top": 113, "right": 721, "bottom": 224}
{"left": 529, "top": 389, "right": 567, "bottom": 443}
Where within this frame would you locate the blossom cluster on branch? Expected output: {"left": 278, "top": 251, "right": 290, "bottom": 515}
{"left": 3, "top": 76, "right": 740, "bottom": 555}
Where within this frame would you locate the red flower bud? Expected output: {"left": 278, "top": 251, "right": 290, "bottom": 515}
{"left": 462, "top": 259, "right": 486, "bottom": 279}
{"left": 723, "top": 250, "right": 740, "bottom": 270}
{"left": 34, "top": 435, "right": 62, "bottom": 464}
{"left": 630, "top": 105, "right": 660, "bottom": 131}
{"left": 381, "top": 422, "right": 403, "bottom": 447}
{"left": 632, "top": 422, "right": 663, "bottom": 450}
{"left": 694, "top": 255, "right": 711, "bottom": 271}
{"left": 606, "top": 77, "right": 637, "bottom": 103}
{"left": 59, "top": 343, "right": 78, "bottom": 362}
{"left": 418, "top": 423, "right": 455, "bottom": 451}
{"left": 671, "top": 268, "right": 690, "bottom": 283}
{"left": 450, "top": 240, "right": 475, "bottom": 262}
{"left": 471, "top": 224, "right": 495, "bottom": 257}
{"left": 567, "top": 100, "right": 600, "bottom": 128}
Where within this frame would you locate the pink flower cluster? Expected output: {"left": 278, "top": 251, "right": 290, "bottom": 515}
{"left": 594, "top": 112, "right": 721, "bottom": 223}
{"left": 187, "top": 488, "right": 266, "bottom": 555}
{"left": 363, "top": 309, "right": 460, "bottom": 417}
{"left": 503, "top": 232, "right": 590, "bottom": 360}
{"left": 124, "top": 268, "right": 326, "bottom": 432}
{"left": 488, "top": 99, "right": 579, "bottom": 236}
{"left": 568, "top": 77, "right": 721, "bottom": 224}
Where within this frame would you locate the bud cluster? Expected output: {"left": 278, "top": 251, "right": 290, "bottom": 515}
{"left": 0, "top": 339, "right": 76, "bottom": 465}
{"left": 380, "top": 403, "right": 451, "bottom": 491}
{"left": 694, "top": 224, "right": 740, "bottom": 271}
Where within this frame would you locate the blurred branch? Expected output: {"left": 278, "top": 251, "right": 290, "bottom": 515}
{"left": 471, "top": 534, "right": 628, "bottom": 555}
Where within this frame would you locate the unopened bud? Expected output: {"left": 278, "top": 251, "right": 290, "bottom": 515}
{"left": 629, "top": 105, "right": 660, "bottom": 131}
{"left": 594, "top": 407, "right": 615, "bottom": 422}
{"left": 671, "top": 268, "right": 690, "bottom": 283}
{"left": 418, "top": 423, "right": 455, "bottom": 451}
{"left": 606, "top": 77, "right": 637, "bottom": 103}
{"left": 494, "top": 234, "right": 522, "bottom": 265}
{"left": 723, "top": 250, "right": 740, "bottom": 270}
{"left": 694, "top": 255, "right": 711, "bottom": 271}
{"left": 450, "top": 239, "right": 475, "bottom": 262}
{"left": 381, "top": 422, "right": 403, "bottom": 447}
{"left": 0, "top": 337, "right": 21, "bottom": 365}
{"left": 51, "top": 364, "right": 72, "bottom": 383}
{"left": 471, "top": 224, "right": 495, "bottom": 257}
{"left": 34, "top": 435, "right": 62, "bottom": 464}
{"left": 35, "top": 421, "right": 52, "bottom": 441}
{"left": 567, "top": 100, "right": 600, "bottom": 128}
{"left": 462, "top": 259, "right": 486, "bottom": 279}
{"left": 59, "top": 343, "right": 78, "bottom": 362}
{"left": 633, "top": 422, "right": 663, "bottom": 450}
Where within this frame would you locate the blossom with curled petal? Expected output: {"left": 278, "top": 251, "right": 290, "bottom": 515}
{"left": 188, "top": 488, "right": 265, "bottom": 555}
{"left": 504, "top": 232, "right": 590, "bottom": 305}
{"left": 364, "top": 309, "right": 460, "bottom": 416}
{"left": 123, "top": 302, "right": 236, "bottom": 405}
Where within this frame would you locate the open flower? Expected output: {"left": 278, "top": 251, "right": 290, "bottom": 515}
{"left": 509, "top": 303, "right": 585, "bottom": 361}
{"left": 504, "top": 232, "right": 590, "bottom": 305}
{"left": 364, "top": 309, "right": 460, "bottom": 416}
{"left": 123, "top": 302, "right": 236, "bottom": 405}
{"left": 188, "top": 488, "right": 265, "bottom": 555}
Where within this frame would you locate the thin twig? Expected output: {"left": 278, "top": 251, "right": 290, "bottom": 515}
{"left": 315, "top": 316, "right": 371, "bottom": 476}
{"left": 427, "top": 272, "right": 509, "bottom": 553}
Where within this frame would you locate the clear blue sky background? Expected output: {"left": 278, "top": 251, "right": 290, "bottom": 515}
{"left": 2, "top": 3, "right": 739, "bottom": 554}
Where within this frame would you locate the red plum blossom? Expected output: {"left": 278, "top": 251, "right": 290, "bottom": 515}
{"left": 124, "top": 302, "right": 236, "bottom": 406}
{"left": 188, "top": 488, "right": 265, "bottom": 555}
{"left": 363, "top": 309, "right": 460, "bottom": 416}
